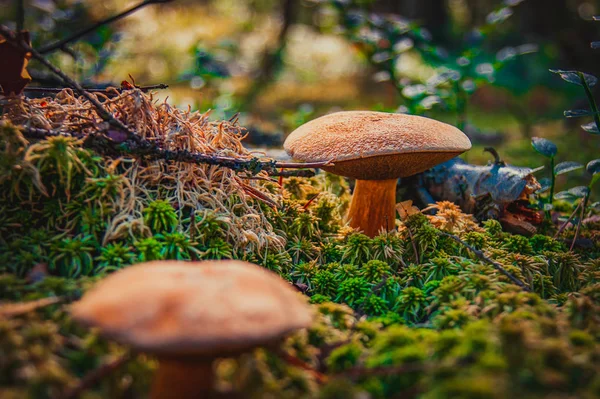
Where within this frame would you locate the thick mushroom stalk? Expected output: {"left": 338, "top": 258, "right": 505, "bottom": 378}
{"left": 347, "top": 179, "right": 397, "bottom": 237}
{"left": 151, "top": 359, "right": 213, "bottom": 399}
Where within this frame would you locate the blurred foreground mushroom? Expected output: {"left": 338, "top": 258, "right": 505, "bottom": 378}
{"left": 71, "top": 260, "right": 313, "bottom": 398}
{"left": 284, "top": 111, "right": 471, "bottom": 237}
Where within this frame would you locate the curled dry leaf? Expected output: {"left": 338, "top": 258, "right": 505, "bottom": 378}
{"left": 0, "top": 31, "right": 32, "bottom": 95}
{"left": 396, "top": 199, "right": 420, "bottom": 221}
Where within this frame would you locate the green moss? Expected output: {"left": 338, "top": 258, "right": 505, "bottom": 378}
{"left": 1, "top": 121, "right": 600, "bottom": 397}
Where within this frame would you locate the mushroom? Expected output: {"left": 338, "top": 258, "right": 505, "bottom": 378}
{"left": 284, "top": 111, "right": 471, "bottom": 237}
{"left": 71, "top": 260, "right": 313, "bottom": 398}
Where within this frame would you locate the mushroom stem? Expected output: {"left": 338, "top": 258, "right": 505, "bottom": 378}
{"left": 347, "top": 179, "right": 397, "bottom": 238}
{"left": 151, "top": 358, "right": 214, "bottom": 399}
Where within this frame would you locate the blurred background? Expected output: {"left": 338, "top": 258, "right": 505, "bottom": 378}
{"left": 1, "top": 0, "right": 599, "bottom": 177}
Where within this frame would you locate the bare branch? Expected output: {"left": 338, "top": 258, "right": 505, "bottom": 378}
{"left": 0, "top": 25, "right": 133, "bottom": 136}
{"left": 12, "top": 83, "right": 169, "bottom": 96}
{"left": 59, "top": 353, "right": 132, "bottom": 399}
{"left": 18, "top": 126, "right": 324, "bottom": 176}
{"left": 37, "top": 0, "right": 174, "bottom": 55}
{"left": 438, "top": 231, "right": 530, "bottom": 291}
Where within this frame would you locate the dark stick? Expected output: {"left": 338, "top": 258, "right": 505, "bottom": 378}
{"left": 16, "top": 0, "right": 25, "bottom": 32}
{"left": 18, "top": 126, "right": 326, "bottom": 176}
{"left": 570, "top": 194, "right": 587, "bottom": 251}
{"left": 336, "top": 363, "right": 427, "bottom": 379}
{"left": 268, "top": 169, "right": 317, "bottom": 178}
{"left": 554, "top": 200, "right": 582, "bottom": 239}
{"left": 37, "top": 0, "right": 173, "bottom": 55}
{"left": 438, "top": 231, "right": 530, "bottom": 291}
{"left": 16, "top": 83, "right": 169, "bottom": 95}
{"left": 241, "top": 0, "right": 296, "bottom": 108}
{"left": 0, "top": 25, "right": 133, "bottom": 136}
{"left": 20, "top": 126, "right": 83, "bottom": 139}
{"left": 1, "top": 24, "right": 328, "bottom": 176}
{"left": 59, "top": 354, "right": 132, "bottom": 399}
{"left": 406, "top": 225, "right": 420, "bottom": 264}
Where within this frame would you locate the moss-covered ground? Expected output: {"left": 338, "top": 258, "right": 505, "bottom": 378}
{"left": 1, "top": 91, "right": 599, "bottom": 398}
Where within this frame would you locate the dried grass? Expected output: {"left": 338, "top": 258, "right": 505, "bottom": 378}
{"left": 2, "top": 88, "right": 286, "bottom": 251}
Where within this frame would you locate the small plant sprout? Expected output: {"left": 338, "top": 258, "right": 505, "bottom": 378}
{"left": 284, "top": 111, "right": 471, "bottom": 237}
{"left": 550, "top": 69, "right": 600, "bottom": 134}
{"left": 532, "top": 137, "right": 583, "bottom": 218}
{"left": 71, "top": 260, "right": 313, "bottom": 399}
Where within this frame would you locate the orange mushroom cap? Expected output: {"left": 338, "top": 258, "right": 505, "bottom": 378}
{"left": 71, "top": 260, "right": 313, "bottom": 357}
{"left": 284, "top": 111, "right": 471, "bottom": 180}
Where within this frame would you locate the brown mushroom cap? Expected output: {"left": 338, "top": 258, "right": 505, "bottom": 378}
{"left": 71, "top": 260, "right": 313, "bottom": 357}
{"left": 284, "top": 111, "right": 471, "bottom": 180}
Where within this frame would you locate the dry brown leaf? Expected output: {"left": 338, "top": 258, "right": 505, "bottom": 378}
{"left": 396, "top": 199, "right": 420, "bottom": 221}
{"left": 0, "top": 30, "right": 32, "bottom": 95}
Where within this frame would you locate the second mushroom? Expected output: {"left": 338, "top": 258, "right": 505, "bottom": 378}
{"left": 284, "top": 111, "right": 471, "bottom": 237}
{"left": 71, "top": 260, "right": 313, "bottom": 399}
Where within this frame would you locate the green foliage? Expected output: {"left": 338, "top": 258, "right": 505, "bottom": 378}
{"left": 336, "top": 277, "right": 371, "bottom": 307}
{"left": 143, "top": 200, "right": 178, "bottom": 233}
{"left": 395, "top": 287, "right": 427, "bottom": 323}
{"left": 361, "top": 260, "right": 392, "bottom": 283}
{"left": 95, "top": 242, "right": 135, "bottom": 270}
{"left": 341, "top": 233, "right": 372, "bottom": 265}
{"left": 50, "top": 235, "right": 98, "bottom": 278}
{"left": 134, "top": 237, "right": 164, "bottom": 262}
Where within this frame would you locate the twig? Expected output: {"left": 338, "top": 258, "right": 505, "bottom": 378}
{"left": 438, "top": 231, "right": 530, "bottom": 291}
{"left": 570, "top": 194, "right": 587, "bottom": 251}
{"left": 274, "top": 349, "right": 327, "bottom": 384}
{"left": 59, "top": 353, "right": 132, "bottom": 399}
{"left": 273, "top": 161, "right": 330, "bottom": 169}
{"left": 38, "top": 0, "right": 173, "bottom": 55}
{"left": 14, "top": 83, "right": 169, "bottom": 96}
{"left": 0, "top": 25, "right": 133, "bottom": 136}
{"left": 241, "top": 0, "right": 296, "bottom": 108}
{"left": 20, "top": 126, "right": 84, "bottom": 139}
{"left": 1, "top": 25, "right": 328, "bottom": 176}
{"left": 0, "top": 297, "right": 62, "bottom": 318}
{"left": 16, "top": 0, "right": 25, "bottom": 32}
{"left": 335, "top": 362, "right": 427, "bottom": 379}
{"left": 18, "top": 126, "right": 327, "bottom": 176}
{"left": 406, "top": 226, "right": 420, "bottom": 263}
{"left": 267, "top": 169, "right": 317, "bottom": 178}
{"left": 554, "top": 200, "right": 582, "bottom": 239}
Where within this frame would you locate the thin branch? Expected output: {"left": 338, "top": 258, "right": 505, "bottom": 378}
{"left": 274, "top": 160, "right": 330, "bottom": 169}
{"left": 554, "top": 200, "right": 582, "bottom": 239}
{"left": 13, "top": 83, "right": 169, "bottom": 96}
{"left": 438, "top": 231, "right": 530, "bottom": 291}
{"left": 406, "top": 226, "right": 420, "bottom": 263}
{"left": 274, "top": 349, "right": 327, "bottom": 384}
{"left": 16, "top": 0, "right": 25, "bottom": 32}
{"left": 59, "top": 353, "right": 132, "bottom": 399}
{"left": 335, "top": 362, "right": 427, "bottom": 379}
{"left": 570, "top": 194, "right": 587, "bottom": 251}
{"left": 0, "top": 25, "right": 134, "bottom": 136}
{"left": 267, "top": 169, "right": 317, "bottom": 178}
{"left": 240, "top": 0, "right": 296, "bottom": 108}
{"left": 20, "top": 126, "right": 84, "bottom": 139}
{"left": 0, "top": 297, "right": 61, "bottom": 318}
{"left": 1, "top": 24, "right": 326, "bottom": 177}
{"left": 37, "top": 0, "right": 173, "bottom": 55}
{"left": 19, "top": 126, "right": 326, "bottom": 176}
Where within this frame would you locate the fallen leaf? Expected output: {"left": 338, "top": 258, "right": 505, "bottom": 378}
{"left": 0, "top": 30, "right": 32, "bottom": 95}
{"left": 396, "top": 200, "right": 420, "bottom": 221}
